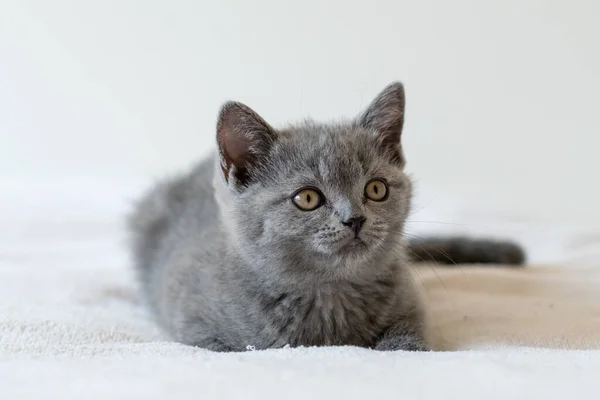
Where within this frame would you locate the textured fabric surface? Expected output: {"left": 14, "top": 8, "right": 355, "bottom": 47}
{"left": 2, "top": 180, "right": 600, "bottom": 399}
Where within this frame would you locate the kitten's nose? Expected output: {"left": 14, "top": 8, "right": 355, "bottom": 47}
{"left": 342, "top": 216, "right": 366, "bottom": 237}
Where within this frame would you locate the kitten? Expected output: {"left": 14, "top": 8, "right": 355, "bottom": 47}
{"left": 128, "top": 82, "right": 525, "bottom": 352}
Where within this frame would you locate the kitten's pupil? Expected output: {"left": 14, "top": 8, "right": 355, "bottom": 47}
{"left": 292, "top": 188, "right": 323, "bottom": 211}
{"left": 365, "top": 179, "right": 388, "bottom": 202}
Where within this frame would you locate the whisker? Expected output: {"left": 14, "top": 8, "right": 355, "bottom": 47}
{"left": 407, "top": 199, "right": 435, "bottom": 217}
{"left": 406, "top": 263, "right": 432, "bottom": 303}
{"left": 406, "top": 220, "right": 470, "bottom": 227}
{"left": 404, "top": 232, "right": 456, "bottom": 264}
{"left": 394, "top": 239, "right": 448, "bottom": 292}
{"left": 403, "top": 232, "right": 466, "bottom": 278}
{"left": 394, "top": 241, "right": 433, "bottom": 300}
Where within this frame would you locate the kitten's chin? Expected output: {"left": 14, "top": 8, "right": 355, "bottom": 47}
{"left": 342, "top": 238, "right": 369, "bottom": 252}
{"left": 332, "top": 236, "right": 377, "bottom": 258}
{"left": 312, "top": 232, "right": 385, "bottom": 259}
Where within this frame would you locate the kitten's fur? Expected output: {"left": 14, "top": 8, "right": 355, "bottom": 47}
{"left": 129, "top": 82, "right": 525, "bottom": 352}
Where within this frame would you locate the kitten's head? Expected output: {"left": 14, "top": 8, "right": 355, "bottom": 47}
{"left": 215, "top": 82, "right": 412, "bottom": 280}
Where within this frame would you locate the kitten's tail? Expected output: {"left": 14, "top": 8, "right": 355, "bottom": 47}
{"left": 407, "top": 236, "right": 526, "bottom": 266}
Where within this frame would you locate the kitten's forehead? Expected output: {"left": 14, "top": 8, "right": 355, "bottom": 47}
{"left": 266, "top": 121, "right": 386, "bottom": 187}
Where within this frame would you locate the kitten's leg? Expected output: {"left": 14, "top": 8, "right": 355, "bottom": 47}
{"left": 188, "top": 337, "right": 235, "bottom": 352}
{"left": 177, "top": 322, "right": 236, "bottom": 352}
{"left": 375, "top": 312, "right": 429, "bottom": 351}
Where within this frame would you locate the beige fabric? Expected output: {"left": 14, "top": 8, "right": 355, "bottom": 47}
{"left": 417, "top": 265, "right": 600, "bottom": 350}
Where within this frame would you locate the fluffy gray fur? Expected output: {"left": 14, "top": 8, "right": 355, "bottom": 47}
{"left": 128, "top": 82, "right": 524, "bottom": 352}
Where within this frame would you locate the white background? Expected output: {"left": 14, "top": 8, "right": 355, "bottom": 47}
{"left": 1, "top": 0, "right": 599, "bottom": 224}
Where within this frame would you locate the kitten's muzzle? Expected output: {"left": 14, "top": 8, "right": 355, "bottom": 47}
{"left": 342, "top": 216, "right": 366, "bottom": 237}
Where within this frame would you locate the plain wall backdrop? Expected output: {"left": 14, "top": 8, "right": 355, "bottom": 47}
{"left": 1, "top": 0, "right": 599, "bottom": 224}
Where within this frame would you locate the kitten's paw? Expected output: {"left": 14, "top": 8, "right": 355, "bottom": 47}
{"left": 375, "top": 335, "right": 429, "bottom": 352}
{"left": 187, "top": 337, "right": 234, "bottom": 352}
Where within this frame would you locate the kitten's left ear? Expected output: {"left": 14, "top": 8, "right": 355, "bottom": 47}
{"left": 358, "top": 82, "right": 406, "bottom": 165}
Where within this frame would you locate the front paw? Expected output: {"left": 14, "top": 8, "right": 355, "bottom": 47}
{"left": 375, "top": 335, "right": 429, "bottom": 352}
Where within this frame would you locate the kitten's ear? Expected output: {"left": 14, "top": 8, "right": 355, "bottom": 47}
{"left": 216, "top": 101, "right": 276, "bottom": 187}
{"left": 358, "top": 82, "right": 406, "bottom": 165}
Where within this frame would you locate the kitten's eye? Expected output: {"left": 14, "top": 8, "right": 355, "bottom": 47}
{"left": 364, "top": 179, "right": 389, "bottom": 201}
{"left": 292, "top": 188, "right": 324, "bottom": 211}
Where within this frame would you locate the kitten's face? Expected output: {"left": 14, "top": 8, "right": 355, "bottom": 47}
{"left": 216, "top": 82, "right": 410, "bottom": 278}
{"left": 234, "top": 125, "right": 411, "bottom": 269}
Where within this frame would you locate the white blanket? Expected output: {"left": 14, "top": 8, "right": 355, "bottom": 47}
{"left": 2, "top": 180, "right": 600, "bottom": 399}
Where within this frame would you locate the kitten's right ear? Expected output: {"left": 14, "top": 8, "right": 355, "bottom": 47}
{"left": 216, "top": 101, "right": 276, "bottom": 187}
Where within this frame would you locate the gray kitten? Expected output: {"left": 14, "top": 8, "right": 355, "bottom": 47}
{"left": 128, "top": 82, "right": 524, "bottom": 352}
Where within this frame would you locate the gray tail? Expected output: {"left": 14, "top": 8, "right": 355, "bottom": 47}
{"left": 407, "top": 236, "right": 526, "bottom": 266}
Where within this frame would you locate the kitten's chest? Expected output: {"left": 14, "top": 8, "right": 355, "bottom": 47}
{"left": 256, "top": 280, "right": 397, "bottom": 348}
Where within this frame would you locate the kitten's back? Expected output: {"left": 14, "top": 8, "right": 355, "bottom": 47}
{"left": 128, "top": 158, "right": 217, "bottom": 283}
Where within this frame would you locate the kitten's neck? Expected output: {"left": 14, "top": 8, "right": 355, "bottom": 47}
{"left": 230, "top": 242, "right": 403, "bottom": 293}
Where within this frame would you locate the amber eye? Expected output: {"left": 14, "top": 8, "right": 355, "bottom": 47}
{"left": 292, "top": 188, "right": 324, "bottom": 211}
{"left": 364, "top": 179, "right": 389, "bottom": 201}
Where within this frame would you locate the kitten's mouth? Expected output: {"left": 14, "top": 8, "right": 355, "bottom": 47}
{"left": 340, "top": 237, "right": 369, "bottom": 253}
